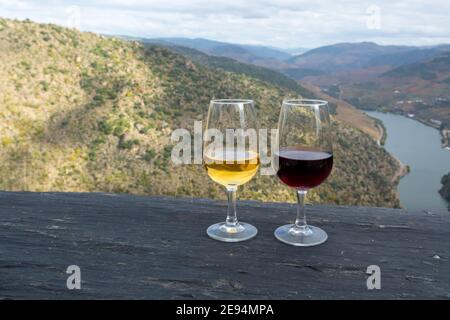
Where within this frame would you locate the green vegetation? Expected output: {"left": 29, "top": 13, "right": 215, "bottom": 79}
{"left": 372, "top": 117, "right": 387, "bottom": 146}
{"left": 0, "top": 17, "right": 401, "bottom": 207}
{"left": 325, "top": 84, "right": 340, "bottom": 98}
{"left": 439, "top": 172, "right": 450, "bottom": 202}
{"left": 382, "top": 64, "right": 437, "bottom": 80}
{"left": 143, "top": 149, "right": 156, "bottom": 162}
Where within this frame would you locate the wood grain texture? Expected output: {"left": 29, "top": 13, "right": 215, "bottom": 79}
{"left": 0, "top": 191, "right": 449, "bottom": 299}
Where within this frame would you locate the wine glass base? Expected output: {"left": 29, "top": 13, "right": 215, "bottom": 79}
{"left": 274, "top": 224, "right": 327, "bottom": 247}
{"left": 207, "top": 222, "right": 257, "bottom": 242}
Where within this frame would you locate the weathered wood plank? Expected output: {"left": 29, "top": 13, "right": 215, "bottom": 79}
{"left": 0, "top": 191, "right": 449, "bottom": 299}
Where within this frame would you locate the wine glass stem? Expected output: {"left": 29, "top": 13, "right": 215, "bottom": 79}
{"left": 226, "top": 185, "right": 238, "bottom": 227}
{"left": 295, "top": 189, "right": 308, "bottom": 230}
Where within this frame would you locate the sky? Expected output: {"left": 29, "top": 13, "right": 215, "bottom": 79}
{"left": 0, "top": 0, "right": 449, "bottom": 49}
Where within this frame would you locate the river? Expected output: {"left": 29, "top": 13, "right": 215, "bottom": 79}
{"left": 366, "top": 111, "right": 450, "bottom": 211}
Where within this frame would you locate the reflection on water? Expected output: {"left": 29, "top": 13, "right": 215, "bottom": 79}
{"left": 367, "top": 111, "right": 450, "bottom": 211}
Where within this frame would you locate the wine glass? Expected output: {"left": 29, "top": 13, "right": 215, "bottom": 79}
{"left": 274, "top": 99, "right": 333, "bottom": 246}
{"left": 203, "top": 99, "right": 259, "bottom": 242}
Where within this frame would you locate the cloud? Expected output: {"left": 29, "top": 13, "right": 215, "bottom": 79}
{"left": 0, "top": 0, "right": 449, "bottom": 48}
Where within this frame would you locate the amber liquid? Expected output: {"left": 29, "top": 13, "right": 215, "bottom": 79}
{"left": 204, "top": 149, "right": 260, "bottom": 187}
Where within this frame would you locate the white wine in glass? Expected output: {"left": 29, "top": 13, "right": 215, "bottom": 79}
{"left": 203, "top": 99, "right": 259, "bottom": 242}
{"left": 204, "top": 149, "right": 259, "bottom": 187}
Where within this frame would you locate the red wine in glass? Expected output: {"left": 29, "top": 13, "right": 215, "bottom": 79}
{"left": 276, "top": 148, "right": 333, "bottom": 189}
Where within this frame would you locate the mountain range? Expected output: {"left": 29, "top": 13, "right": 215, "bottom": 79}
{"left": 285, "top": 42, "right": 450, "bottom": 76}
{"left": 138, "top": 37, "right": 450, "bottom": 80}
{"left": 131, "top": 37, "right": 294, "bottom": 66}
{"left": 137, "top": 37, "right": 450, "bottom": 134}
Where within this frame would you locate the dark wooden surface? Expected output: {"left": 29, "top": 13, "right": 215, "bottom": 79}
{"left": 0, "top": 191, "right": 449, "bottom": 299}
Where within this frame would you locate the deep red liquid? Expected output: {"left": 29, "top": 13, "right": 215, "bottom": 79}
{"left": 276, "top": 149, "right": 333, "bottom": 189}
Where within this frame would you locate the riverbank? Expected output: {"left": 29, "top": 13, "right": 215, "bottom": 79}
{"left": 371, "top": 117, "right": 387, "bottom": 146}
{"left": 391, "top": 155, "right": 409, "bottom": 184}
{"left": 375, "top": 121, "right": 408, "bottom": 205}
{"left": 389, "top": 155, "right": 409, "bottom": 209}
{"left": 365, "top": 113, "right": 408, "bottom": 182}
{"left": 370, "top": 109, "right": 450, "bottom": 148}
{"left": 409, "top": 116, "right": 450, "bottom": 148}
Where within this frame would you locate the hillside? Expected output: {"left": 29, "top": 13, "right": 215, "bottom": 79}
{"left": 340, "top": 52, "right": 450, "bottom": 134}
{"left": 143, "top": 44, "right": 311, "bottom": 96}
{"left": 0, "top": 17, "right": 401, "bottom": 207}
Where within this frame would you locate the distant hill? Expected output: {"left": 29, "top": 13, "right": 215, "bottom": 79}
{"left": 340, "top": 52, "right": 450, "bottom": 131}
{"left": 280, "top": 42, "right": 450, "bottom": 80}
{"left": 282, "top": 47, "right": 309, "bottom": 55}
{"left": 140, "top": 37, "right": 291, "bottom": 66}
{"left": 381, "top": 51, "right": 450, "bottom": 79}
{"left": 286, "top": 42, "right": 414, "bottom": 72}
{"left": 367, "top": 47, "right": 450, "bottom": 69}
{"left": 0, "top": 17, "right": 401, "bottom": 207}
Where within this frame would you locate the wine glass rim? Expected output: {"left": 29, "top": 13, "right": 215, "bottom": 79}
{"left": 283, "top": 99, "right": 328, "bottom": 106}
{"left": 211, "top": 99, "right": 254, "bottom": 105}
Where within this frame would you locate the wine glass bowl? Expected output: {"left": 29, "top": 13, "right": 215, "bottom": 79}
{"left": 274, "top": 99, "right": 333, "bottom": 246}
{"left": 276, "top": 147, "right": 333, "bottom": 189}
